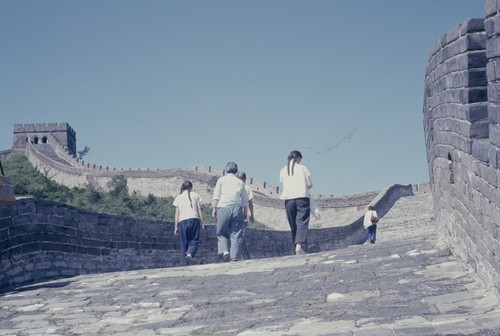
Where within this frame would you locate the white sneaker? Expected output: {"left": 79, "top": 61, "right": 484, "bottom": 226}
{"left": 313, "top": 208, "right": 322, "bottom": 220}
{"left": 295, "top": 244, "right": 305, "bottom": 255}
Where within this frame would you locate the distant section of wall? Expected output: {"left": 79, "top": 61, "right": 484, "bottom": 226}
{"left": 424, "top": 11, "right": 500, "bottom": 292}
{"left": 0, "top": 150, "right": 12, "bottom": 161}
{"left": 13, "top": 123, "right": 76, "bottom": 156}
{"left": 19, "top": 134, "right": 386, "bottom": 230}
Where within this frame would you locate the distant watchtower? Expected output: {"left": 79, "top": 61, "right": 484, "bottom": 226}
{"left": 12, "top": 122, "right": 77, "bottom": 156}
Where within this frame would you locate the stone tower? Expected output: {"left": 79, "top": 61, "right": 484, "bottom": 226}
{"left": 12, "top": 122, "right": 77, "bottom": 157}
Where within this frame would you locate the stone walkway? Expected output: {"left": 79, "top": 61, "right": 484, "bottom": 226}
{"left": 1, "top": 192, "right": 500, "bottom": 335}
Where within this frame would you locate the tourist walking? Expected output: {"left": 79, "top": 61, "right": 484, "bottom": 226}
{"left": 363, "top": 205, "right": 379, "bottom": 244}
{"left": 279, "top": 150, "right": 313, "bottom": 255}
{"left": 212, "top": 162, "right": 249, "bottom": 262}
{"left": 173, "top": 181, "right": 204, "bottom": 265}
{"left": 236, "top": 171, "right": 254, "bottom": 260}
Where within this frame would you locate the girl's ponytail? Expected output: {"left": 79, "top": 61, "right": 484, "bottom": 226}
{"left": 180, "top": 181, "right": 193, "bottom": 208}
{"left": 287, "top": 150, "right": 302, "bottom": 176}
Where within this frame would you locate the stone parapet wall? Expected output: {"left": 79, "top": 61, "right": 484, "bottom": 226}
{"left": 252, "top": 186, "right": 412, "bottom": 230}
{"left": 0, "top": 150, "right": 12, "bottom": 161}
{"left": 486, "top": 0, "right": 500, "bottom": 164}
{"left": 0, "top": 198, "right": 177, "bottom": 289}
{"left": 424, "top": 8, "right": 500, "bottom": 292}
{"left": 0, "top": 197, "right": 388, "bottom": 289}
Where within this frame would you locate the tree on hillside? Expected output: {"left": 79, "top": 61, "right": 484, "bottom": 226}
{"left": 77, "top": 146, "right": 91, "bottom": 160}
{"left": 107, "top": 175, "right": 128, "bottom": 196}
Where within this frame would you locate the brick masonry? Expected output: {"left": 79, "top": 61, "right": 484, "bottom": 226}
{"left": 0, "top": 183, "right": 412, "bottom": 289}
{"left": 423, "top": 0, "right": 500, "bottom": 292}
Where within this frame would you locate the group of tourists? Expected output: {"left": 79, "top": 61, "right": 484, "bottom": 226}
{"left": 173, "top": 149, "right": 378, "bottom": 265}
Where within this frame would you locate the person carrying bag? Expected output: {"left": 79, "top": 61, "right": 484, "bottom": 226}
{"left": 363, "top": 205, "right": 379, "bottom": 244}
{"left": 0, "top": 160, "right": 16, "bottom": 205}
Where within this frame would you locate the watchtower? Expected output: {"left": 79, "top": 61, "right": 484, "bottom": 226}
{"left": 12, "top": 122, "right": 77, "bottom": 156}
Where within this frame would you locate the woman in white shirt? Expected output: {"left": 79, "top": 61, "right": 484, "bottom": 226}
{"left": 279, "top": 150, "right": 313, "bottom": 255}
{"left": 173, "top": 181, "right": 204, "bottom": 265}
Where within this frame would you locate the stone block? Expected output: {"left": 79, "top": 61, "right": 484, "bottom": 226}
{"left": 479, "top": 176, "right": 496, "bottom": 204}
{"left": 489, "top": 104, "right": 500, "bottom": 123}
{"left": 449, "top": 52, "right": 470, "bottom": 72}
{"left": 485, "top": 0, "right": 499, "bottom": 19}
{"left": 467, "top": 104, "right": 489, "bottom": 123}
{"left": 482, "top": 199, "right": 500, "bottom": 228}
{"left": 479, "top": 163, "right": 498, "bottom": 186}
{"left": 468, "top": 88, "right": 488, "bottom": 103}
{"left": 444, "top": 132, "right": 473, "bottom": 154}
{"left": 469, "top": 69, "right": 488, "bottom": 86}
{"left": 35, "top": 261, "right": 53, "bottom": 270}
{"left": 461, "top": 18, "right": 486, "bottom": 35}
{"left": 489, "top": 125, "right": 500, "bottom": 150}
{"left": 471, "top": 122, "right": 490, "bottom": 138}
{"left": 486, "top": 60, "right": 497, "bottom": 82}
{"left": 489, "top": 147, "right": 500, "bottom": 169}
{"left": 486, "top": 34, "right": 500, "bottom": 59}
{"left": 488, "top": 82, "right": 500, "bottom": 103}
{"left": 17, "top": 201, "right": 36, "bottom": 215}
{"left": 468, "top": 50, "right": 487, "bottom": 68}
{"left": 465, "top": 33, "right": 486, "bottom": 54}
{"left": 445, "top": 25, "right": 461, "bottom": 48}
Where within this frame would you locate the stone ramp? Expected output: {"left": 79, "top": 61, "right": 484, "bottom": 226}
{"left": 1, "top": 192, "right": 500, "bottom": 335}
{"left": 33, "top": 143, "right": 73, "bottom": 167}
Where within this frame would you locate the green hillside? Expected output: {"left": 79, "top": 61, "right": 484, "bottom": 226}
{"left": 2, "top": 155, "right": 212, "bottom": 222}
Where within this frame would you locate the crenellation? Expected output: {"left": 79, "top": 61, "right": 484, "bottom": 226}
{"left": 425, "top": 10, "right": 500, "bottom": 293}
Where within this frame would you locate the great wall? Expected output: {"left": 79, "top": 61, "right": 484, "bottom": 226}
{"left": 0, "top": 121, "right": 416, "bottom": 289}
{"left": 1, "top": 0, "right": 500, "bottom": 296}
{"left": 2, "top": 122, "right": 396, "bottom": 231}
{"left": 424, "top": 1, "right": 500, "bottom": 293}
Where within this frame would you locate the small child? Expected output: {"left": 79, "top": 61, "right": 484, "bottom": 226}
{"left": 363, "top": 205, "right": 379, "bottom": 244}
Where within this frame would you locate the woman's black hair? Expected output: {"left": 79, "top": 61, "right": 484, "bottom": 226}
{"left": 287, "top": 150, "right": 302, "bottom": 176}
{"left": 180, "top": 181, "right": 193, "bottom": 208}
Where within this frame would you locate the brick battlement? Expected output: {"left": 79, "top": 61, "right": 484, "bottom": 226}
{"left": 423, "top": 1, "right": 500, "bottom": 293}
{"left": 13, "top": 122, "right": 76, "bottom": 137}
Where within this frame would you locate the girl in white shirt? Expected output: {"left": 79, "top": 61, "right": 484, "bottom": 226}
{"left": 279, "top": 150, "right": 313, "bottom": 255}
{"left": 173, "top": 181, "right": 204, "bottom": 265}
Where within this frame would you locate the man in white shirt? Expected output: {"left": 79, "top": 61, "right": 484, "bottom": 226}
{"left": 212, "top": 162, "right": 249, "bottom": 261}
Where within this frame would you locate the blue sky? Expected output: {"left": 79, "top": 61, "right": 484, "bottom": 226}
{"left": 0, "top": 1, "right": 484, "bottom": 196}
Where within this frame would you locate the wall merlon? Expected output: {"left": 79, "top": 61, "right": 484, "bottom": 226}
{"left": 461, "top": 18, "right": 486, "bottom": 35}
{"left": 485, "top": 0, "right": 498, "bottom": 18}
{"left": 490, "top": 124, "right": 500, "bottom": 146}
{"left": 485, "top": 14, "right": 500, "bottom": 37}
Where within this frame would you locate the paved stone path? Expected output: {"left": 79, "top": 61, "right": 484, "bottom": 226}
{"left": 1, "top": 192, "right": 500, "bottom": 335}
